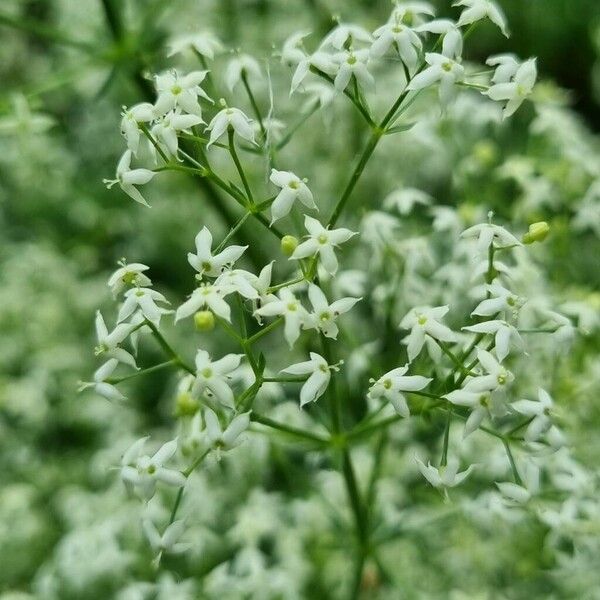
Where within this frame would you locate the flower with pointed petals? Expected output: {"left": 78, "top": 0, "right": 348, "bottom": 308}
{"left": 368, "top": 366, "right": 432, "bottom": 416}
{"left": 512, "top": 389, "right": 554, "bottom": 442}
{"left": 304, "top": 284, "right": 360, "bottom": 339}
{"left": 463, "top": 319, "right": 523, "bottom": 362}
{"left": 187, "top": 227, "right": 247, "bottom": 277}
{"left": 167, "top": 31, "right": 223, "bottom": 59}
{"left": 192, "top": 350, "right": 243, "bottom": 409}
{"left": 108, "top": 262, "right": 151, "bottom": 297}
{"left": 390, "top": 2, "right": 436, "bottom": 26}
{"left": 95, "top": 311, "right": 137, "bottom": 368}
{"left": 143, "top": 519, "right": 189, "bottom": 557}
{"left": 454, "top": 0, "right": 509, "bottom": 38}
{"left": 333, "top": 49, "right": 374, "bottom": 92}
{"left": 120, "top": 103, "right": 155, "bottom": 154}
{"left": 290, "top": 51, "right": 338, "bottom": 94}
{"left": 320, "top": 23, "right": 373, "bottom": 50}
{"left": 215, "top": 269, "right": 259, "bottom": 300}
{"left": 78, "top": 359, "right": 125, "bottom": 402}
{"left": 120, "top": 438, "right": 186, "bottom": 500}
{"left": 290, "top": 216, "right": 357, "bottom": 275}
{"left": 407, "top": 53, "right": 465, "bottom": 107}
{"left": 384, "top": 187, "right": 433, "bottom": 215}
{"left": 206, "top": 106, "right": 255, "bottom": 147}
{"left": 254, "top": 288, "right": 308, "bottom": 348}
{"left": 281, "top": 352, "right": 341, "bottom": 407}
{"left": 415, "top": 456, "right": 475, "bottom": 488}
{"left": 154, "top": 70, "right": 212, "bottom": 117}
{"left": 175, "top": 282, "right": 234, "bottom": 323}
{"left": 445, "top": 388, "right": 505, "bottom": 438}
{"left": 281, "top": 31, "right": 310, "bottom": 66}
{"left": 269, "top": 169, "right": 317, "bottom": 224}
{"left": 400, "top": 305, "right": 458, "bottom": 362}
{"left": 103, "top": 150, "right": 156, "bottom": 207}
{"left": 118, "top": 288, "right": 171, "bottom": 326}
{"left": 484, "top": 58, "right": 537, "bottom": 119}
{"left": 370, "top": 19, "right": 423, "bottom": 72}
{"left": 224, "top": 54, "right": 263, "bottom": 91}
{"left": 471, "top": 284, "right": 525, "bottom": 318}
{"left": 460, "top": 221, "right": 521, "bottom": 254}
{"left": 496, "top": 460, "right": 540, "bottom": 504}
{"left": 486, "top": 54, "right": 520, "bottom": 83}
{"left": 415, "top": 19, "right": 463, "bottom": 59}
{"left": 151, "top": 111, "right": 204, "bottom": 157}
{"left": 464, "top": 348, "right": 514, "bottom": 392}
{"left": 204, "top": 408, "right": 251, "bottom": 452}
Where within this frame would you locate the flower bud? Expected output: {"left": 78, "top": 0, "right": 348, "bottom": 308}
{"left": 523, "top": 221, "right": 550, "bottom": 244}
{"left": 174, "top": 392, "right": 199, "bottom": 417}
{"left": 281, "top": 235, "right": 299, "bottom": 257}
{"left": 194, "top": 310, "right": 215, "bottom": 331}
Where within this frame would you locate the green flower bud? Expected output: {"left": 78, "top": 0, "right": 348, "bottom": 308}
{"left": 194, "top": 310, "right": 215, "bottom": 331}
{"left": 174, "top": 392, "right": 199, "bottom": 418}
{"left": 523, "top": 221, "right": 550, "bottom": 244}
{"left": 281, "top": 235, "right": 299, "bottom": 257}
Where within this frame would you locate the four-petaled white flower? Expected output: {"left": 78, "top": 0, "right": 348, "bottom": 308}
{"left": 445, "top": 388, "right": 506, "bottom": 438}
{"left": 143, "top": 519, "right": 189, "bottom": 558}
{"left": 167, "top": 31, "right": 223, "bottom": 59}
{"left": 281, "top": 352, "right": 340, "bottom": 407}
{"left": 370, "top": 19, "right": 423, "bottom": 72}
{"left": 151, "top": 111, "right": 204, "bottom": 157}
{"left": 415, "top": 20, "right": 463, "bottom": 60}
{"left": 281, "top": 31, "right": 310, "bottom": 66}
{"left": 304, "top": 283, "right": 361, "bottom": 339}
{"left": 484, "top": 58, "right": 537, "bottom": 119}
{"left": 187, "top": 226, "right": 247, "bottom": 277}
{"left": 206, "top": 106, "right": 255, "bottom": 147}
{"left": 254, "top": 288, "right": 308, "bottom": 348}
{"left": 108, "top": 262, "right": 151, "bottom": 297}
{"left": 224, "top": 54, "right": 263, "bottom": 91}
{"left": 463, "top": 319, "right": 523, "bottom": 361}
{"left": 486, "top": 54, "right": 520, "bottom": 83}
{"left": 471, "top": 283, "right": 525, "bottom": 318}
{"left": 192, "top": 350, "right": 243, "bottom": 409}
{"left": 120, "top": 438, "right": 186, "bottom": 500}
{"left": 454, "top": 0, "right": 509, "bottom": 38}
{"left": 290, "top": 216, "right": 357, "bottom": 275}
{"left": 460, "top": 221, "right": 522, "bottom": 254}
{"left": 333, "top": 49, "right": 374, "bottom": 92}
{"left": 320, "top": 23, "right": 373, "bottom": 50}
{"left": 407, "top": 53, "right": 465, "bottom": 107}
{"left": 154, "top": 70, "right": 212, "bottom": 117}
{"left": 269, "top": 169, "right": 317, "bottom": 224}
{"left": 464, "top": 348, "right": 514, "bottom": 392}
{"left": 204, "top": 407, "right": 251, "bottom": 453}
{"left": 383, "top": 187, "right": 433, "bottom": 215}
{"left": 496, "top": 460, "right": 540, "bottom": 504}
{"left": 95, "top": 311, "right": 137, "bottom": 368}
{"left": 400, "top": 305, "right": 458, "bottom": 362}
{"left": 415, "top": 456, "right": 475, "bottom": 488}
{"left": 215, "top": 269, "right": 259, "bottom": 300}
{"left": 290, "top": 51, "right": 338, "bottom": 94}
{"left": 103, "top": 150, "right": 156, "bottom": 207}
{"left": 175, "top": 282, "right": 235, "bottom": 322}
{"left": 120, "top": 103, "right": 155, "bottom": 154}
{"left": 118, "top": 287, "right": 171, "bottom": 326}
{"left": 78, "top": 359, "right": 125, "bottom": 402}
{"left": 512, "top": 388, "right": 554, "bottom": 442}
{"left": 368, "top": 366, "right": 432, "bottom": 416}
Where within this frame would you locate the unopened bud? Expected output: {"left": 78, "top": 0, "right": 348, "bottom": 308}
{"left": 523, "top": 221, "right": 550, "bottom": 244}
{"left": 194, "top": 310, "right": 215, "bottom": 331}
{"left": 281, "top": 235, "right": 299, "bottom": 257}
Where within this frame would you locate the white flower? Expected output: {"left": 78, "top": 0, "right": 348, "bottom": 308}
{"left": 108, "top": 262, "right": 151, "bottom": 297}
{"left": 460, "top": 221, "right": 521, "bottom": 253}
{"left": 290, "top": 216, "right": 357, "bottom": 275}
{"left": 94, "top": 311, "right": 137, "bottom": 368}
{"left": 464, "top": 348, "right": 514, "bottom": 392}
{"left": 454, "top": 0, "right": 509, "bottom": 38}
{"left": 192, "top": 350, "right": 243, "bottom": 409}
{"left": 204, "top": 408, "right": 251, "bottom": 452}
{"left": 120, "top": 438, "right": 186, "bottom": 500}
{"left": 486, "top": 54, "right": 520, "bottom": 83}
{"left": 484, "top": 58, "right": 537, "bottom": 119}
{"left": 383, "top": 187, "right": 433, "bottom": 215}
{"left": 103, "top": 150, "right": 156, "bottom": 207}
{"left": 463, "top": 319, "right": 523, "bottom": 361}
{"left": 281, "top": 31, "right": 310, "bottom": 65}
{"left": 415, "top": 456, "right": 475, "bottom": 488}
{"left": 304, "top": 284, "right": 360, "bottom": 340}
{"left": 445, "top": 388, "right": 505, "bottom": 438}
{"left": 79, "top": 359, "right": 125, "bottom": 402}
{"left": 269, "top": 169, "right": 317, "bottom": 223}
{"left": 143, "top": 519, "right": 189, "bottom": 557}
{"left": 224, "top": 54, "right": 262, "bottom": 91}
{"left": 415, "top": 19, "right": 463, "bottom": 59}
{"left": 215, "top": 269, "right": 259, "bottom": 300}
{"left": 400, "top": 305, "right": 458, "bottom": 362}
{"left": 370, "top": 19, "right": 422, "bottom": 72}
{"left": 206, "top": 107, "right": 255, "bottom": 147}
{"left": 167, "top": 31, "right": 223, "bottom": 59}
{"left": 290, "top": 51, "right": 338, "bottom": 94}
{"left": 154, "top": 70, "right": 212, "bottom": 118}
{"left": 390, "top": 2, "right": 436, "bottom": 25}
{"left": 118, "top": 288, "right": 171, "bottom": 326}
{"left": 120, "top": 103, "right": 155, "bottom": 154}
{"left": 368, "top": 366, "right": 432, "bottom": 416}
{"left": 407, "top": 53, "right": 465, "bottom": 107}
{"left": 320, "top": 24, "right": 373, "bottom": 50}
{"left": 187, "top": 226, "right": 247, "bottom": 277}
{"left": 281, "top": 352, "right": 340, "bottom": 407}
{"left": 333, "top": 49, "right": 374, "bottom": 92}
{"left": 254, "top": 288, "right": 308, "bottom": 348}
{"left": 0, "top": 94, "right": 55, "bottom": 135}
{"left": 512, "top": 389, "right": 554, "bottom": 442}
{"left": 151, "top": 111, "right": 204, "bottom": 157}
{"left": 471, "top": 284, "right": 525, "bottom": 318}
{"left": 496, "top": 460, "right": 540, "bottom": 504}
{"left": 175, "top": 282, "right": 235, "bottom": 322}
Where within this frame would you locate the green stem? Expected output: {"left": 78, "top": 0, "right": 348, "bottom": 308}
{"left": 245, "top": 317, "right": 284, "bottom": 345}
{"left": 228, "top": 127, "right": 254, "bottom": 205}
{"left": 106, "top": 360, "right": 175, "bottom": 384}
{"left": 251, "top": 413, "right": 329, "bottom": 444}
{"left": 241, "top": 72, "right": 266, "bottom": 138}
{"left": 146, "top": 321, "right": 195, "bottom": 375}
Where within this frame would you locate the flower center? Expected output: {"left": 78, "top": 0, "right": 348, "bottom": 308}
{"left": 288, "top": 180, "right": 299, "bottom": 190}
{"left": 383, "top": 378, "right": 392, "bottom": 390}
{"left": 442, "top": 62, "right": 453, "bottom": 72}
{"left": 147, "top": 464, "right": 156, "bottom": 474}
{"left": 171, "top": 85, "right": 182, "bottom": 95}
{"left": 497, "top": 372, "right": 507, "bottom": 385}
{"left": 201, "top": 368, "right": 213, "bottom": 378}
{"left": 319, "top": 311, "right": 331, "bottom": 322}
{"left": 417, "top": 315, "right": 427, "bottom": 325}
{"left": 135, "top": 290, "right": 145, "bottom": 297}
{"left": 287, "top": 302, "right": 297, "bottom": 312}
{"left": 479, "top": 395, "right": 489, "bottom": 407}
{"left": 347, "top": 55, "right": 357, "bottom": 65}
{"left": 201, "top": 261, "right": 212, "bottom": 271}
{"left": 122, "top": 272, "right": 138, "bottom": 285}
{"left": 319, "top": 364, "right": 329, "bottom": 373}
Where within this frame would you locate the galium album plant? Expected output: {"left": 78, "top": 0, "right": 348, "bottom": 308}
{"left": 71, "top": 0, "right": 598, "bottom": 596}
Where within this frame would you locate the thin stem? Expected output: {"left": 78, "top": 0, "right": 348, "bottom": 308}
{"left": 245, "top": 317, "right": 284, "bottom": 345}
{"left": 214, "top": 212, "right": 251, "bottom": 253}
{"left": 106, "top": 360, "right": 175, "bottom": 384}
{"left": 275, "top": 101, "right": 320, "bottom": 151}
{"left": 146, "top": 321, "right": 195, "bottom": 375}
{"left": 263, "top": 376, "right": 308, "bottom": 383}
{"left": 228, "top": 127, "right": 254, "bottom": 205}
{"left": 267, "top": 276, "right": 305, "bottom": 294}
{"left": 241, "top": 72, "right": 266, "bottom": 138}
{"left": 440, "top": 409, "right": 452, "bottom": 467}
{"left": 251, "top": 413, "right": 329, "bottom": 444}
{"left": 502, "top": 440, "right": 522, "bottom": 485}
